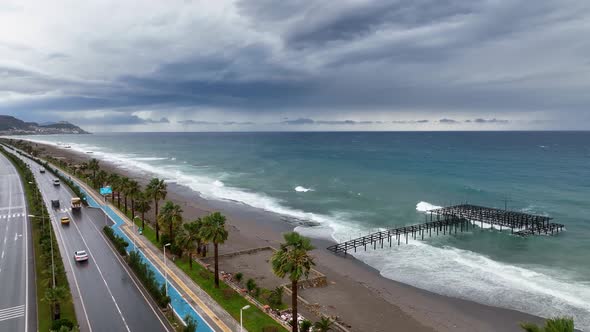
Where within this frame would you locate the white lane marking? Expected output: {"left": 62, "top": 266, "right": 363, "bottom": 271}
{"left": 68, "top": 211, "right": 132, "bottom": 332}
{"left": 88, "top": 211, "right": 172, "bottom": 332}
{"left": 1, "top": 250, "right": 4, "bottom": 259}
{"left": 0, "top": 305, "right": 25, "bottom": 322}
{"left": 50, "top": 207, "right": 92, "bottom": 332}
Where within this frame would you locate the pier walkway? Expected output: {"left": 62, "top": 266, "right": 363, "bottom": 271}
{"left": 327, "top": 204, "right": 565, "bottom": 255}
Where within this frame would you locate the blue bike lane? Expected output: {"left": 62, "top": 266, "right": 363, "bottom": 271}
{"left": 59, "top": 171, "right": 216, "bottom": 332}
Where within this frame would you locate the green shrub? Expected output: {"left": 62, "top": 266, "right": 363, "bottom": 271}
{"left": 300, "top": 320, "right": 313, "bottom": 332}
{"left": 234, "top": 272, "right": 243, "bottom": 284}
{"left": 246, "top": 278, "right": 257, "bottom": 292}
{"left": 127, "top": 251, "right": 170, "bottom": 308}
{"left": 51, "top": 318, "right": 74, "bottom": 331}
{"left": 183, "top": 315, "right": 198, "bottom": 332}
{"left": 103, "top": 226, "right": 129, "bottom": 256}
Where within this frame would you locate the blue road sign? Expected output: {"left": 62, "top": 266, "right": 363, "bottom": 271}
{"left": 100, "top": 186, "right": 113, "bottom": 196}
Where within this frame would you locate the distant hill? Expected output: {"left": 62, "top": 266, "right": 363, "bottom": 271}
{"left": 0, "top": 115, "right": 90, "bottom": 135}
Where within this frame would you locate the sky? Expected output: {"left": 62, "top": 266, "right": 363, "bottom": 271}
{"left": 1, "top": 0, "right": 590, "bottom": 131}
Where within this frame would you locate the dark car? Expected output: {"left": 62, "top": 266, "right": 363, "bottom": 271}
{"left": 51, "top": 200, "right": 60, "bottom": 208}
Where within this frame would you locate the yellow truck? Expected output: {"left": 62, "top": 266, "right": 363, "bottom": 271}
{"left": 71, "top": 197, "right": 82, "bottom": 211}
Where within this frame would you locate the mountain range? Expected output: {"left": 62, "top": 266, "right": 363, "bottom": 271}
{"left": 0, "top": 115, "right": 89, "bottom": 135}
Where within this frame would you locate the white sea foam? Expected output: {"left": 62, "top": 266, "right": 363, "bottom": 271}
{"left": 20, "top": 137, "right": 590, "bottom": 330}
{"left": 416, "top": 201, "right": 442, "bottom": 212}
{"left": 295, "top": 186, "right": 313, "bottom": 192}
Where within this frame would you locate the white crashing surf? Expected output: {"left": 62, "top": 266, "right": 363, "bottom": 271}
{"left": 416, "top": 201, "right": 442, "bottom": 212}
{"left": 294, "top": 186, "right": 313, "bottom": 192}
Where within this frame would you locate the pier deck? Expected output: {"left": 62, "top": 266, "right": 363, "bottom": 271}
{"left": 327, "top": 204, "right": 565, "bottom": 255}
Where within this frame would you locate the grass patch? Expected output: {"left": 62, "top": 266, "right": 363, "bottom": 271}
{"left": 176, "top": 258, "right": 287, "bottom": 332}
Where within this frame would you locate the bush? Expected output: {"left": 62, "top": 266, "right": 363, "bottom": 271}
{"left": 246, "top": 278, "right": 257, "bottom": 292}
{"left": 234, "top": 272, "right": 243, "bottom": 284}
{"left": 269, "top": 287, "right": 284, "bottom": 307}
{"left": 183, "top": 315, "right": 198, "bottom": 332}
{"left": 128, "top": 251, "right": 170, "bottom": 308}
{"left": 103, "top": 226, "right": 129, "bottom": 256}
{"left": 51, "top": 318, "right": 74, "bottom": 331}
{"left": 254, "top": 287, "right": 261, "bottom": 298}
{"left": 300, "top": 320, "right": 313, "bottom": 332}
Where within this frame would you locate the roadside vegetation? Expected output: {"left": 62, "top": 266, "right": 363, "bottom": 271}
{"left": 520, "top": 316, "right": 574, "bottom": 332}
{"left": 0, "top": 145, "right": 78, "bottom": 332}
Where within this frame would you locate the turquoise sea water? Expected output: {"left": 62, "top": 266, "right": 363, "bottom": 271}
{"left": 23, "top": 132, "right": 590, "bottom": 328}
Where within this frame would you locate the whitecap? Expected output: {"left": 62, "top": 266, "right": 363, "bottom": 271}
{"left": 295, "top": 186, "right": 313, "bottom": 192}
{"left": 213, "top": 180, "right": 224, "bottom": 187}
{"left": 416, "top": 201, "right": 442, "bottom": 212}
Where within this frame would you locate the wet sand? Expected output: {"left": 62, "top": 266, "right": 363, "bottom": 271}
{"left": 32, "top": 140, "right": 546, "bottom": 332}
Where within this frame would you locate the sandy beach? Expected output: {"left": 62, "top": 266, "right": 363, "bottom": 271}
{"left": 33, "top": 140, "right": 546, "bottom": 332}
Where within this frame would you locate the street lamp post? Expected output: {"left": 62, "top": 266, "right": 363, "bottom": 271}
{"left": 163, "top": 243, "right": 171, "bottom": 296}
{"left": 240, "top": 305, "right": 250, "bottom": 332}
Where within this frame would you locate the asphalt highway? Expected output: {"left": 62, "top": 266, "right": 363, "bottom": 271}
{"left": 11, "top": 150, "right": 171, "bottom": 332}
{"left": 0, "top": 152, "right": 36, "bottom": 332}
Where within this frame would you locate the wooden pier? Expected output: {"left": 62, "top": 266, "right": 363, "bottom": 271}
{"left": 327, "top": 204, "right": 565, "bottom": 255}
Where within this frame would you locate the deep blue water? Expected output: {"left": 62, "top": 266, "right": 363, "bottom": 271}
{"left": 24, "top": 131, "right": 590, "bottom": 328}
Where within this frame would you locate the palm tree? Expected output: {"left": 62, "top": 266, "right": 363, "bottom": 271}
{"left": 107, "top": 173, "right": 120, "bottom": 204}
{"left": 127, "top": 180, "right": 140, "bottom": 218}
{"left": 134, "top": 191, "right": 151, "bottom": 230}
{"left": 87, "top": 158, "right": 100, "bottom": 187}
{"left": 146, "top": 178, "right": 167, "bottom": 242}
{"left": 520, "top": 317, "right": 574, "bottom": 332}
{"left": 271, "top": 232, "right": 315, "bottom": 332}
{"left": 96, "top": 170, "right": 108, "bottom": 189}
{"left": 158, "top": 201, "right": 183, "bottom": 242}
{"left": 313, "top": 317, "right": 334, "bottom": 332}
{"left": 119, "top": 176, "right": 130, "bottom": 213}
{"left": 43, "top": 286, "right": 68, "bottom": 319}
{"left": 176, "top": 221, "right": 200, "bottom": 269}
{"left": 199, "top": 212, "right": 228, "bottom": 288}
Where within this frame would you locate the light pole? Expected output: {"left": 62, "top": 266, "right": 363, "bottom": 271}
{"left": 163, "top": 243, "right": 171, "bottom": 296}
{"left": 240, "top": 305, "right": 250, "bottom": 332}
{"left": 131, "top": 216, "right": 141, "bottom": 252}
{"left": 29, "top": 214, "right": 55, "bottom": 288}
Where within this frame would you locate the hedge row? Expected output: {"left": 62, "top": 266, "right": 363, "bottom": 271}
{"left": 103, "top": 226, "right": 129, "bottom": 256}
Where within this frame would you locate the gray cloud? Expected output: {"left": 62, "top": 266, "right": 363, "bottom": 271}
{"left": 1, "top": 0, "right": 589, "bottom": 130}
{"left": 439, "top": 118, "right": 459, "bottom": 124}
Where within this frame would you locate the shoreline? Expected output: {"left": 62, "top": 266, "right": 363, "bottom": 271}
{"left": 31, "top": 140, "right": 546, "bottom": 332}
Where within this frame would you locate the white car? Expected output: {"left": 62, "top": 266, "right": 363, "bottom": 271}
{"left": 53, "top": 179, "right": 60, "bottom": 186}
{"left": 74, "top": 250, "right": 89, "bottom": 262}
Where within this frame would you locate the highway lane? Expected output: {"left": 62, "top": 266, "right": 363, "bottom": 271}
{"left": 0, "top": 152, "right": 35, "bottom": 332}
{"left": 11, "top": 151, "right": 171, "bottom": 332}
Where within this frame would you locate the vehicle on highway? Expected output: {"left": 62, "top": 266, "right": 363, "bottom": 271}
{"left": 40, "top": 167, "right": 46, "bottom": 173}
{"left": 74, "top": 250, "right": 89, "bottom": 262}
{"left": 53, "top": 179, "right": 60, "bottom": 186}
{"left": 71, "top": 197, "right": 82, "bottom": 211}
{"left": 60, "top": 216, "right": 70, "bottom": 225}
{"left": 51, "top": 199, "right": 60, "bottom": 208}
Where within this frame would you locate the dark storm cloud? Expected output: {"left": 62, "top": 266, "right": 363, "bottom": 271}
{"left": 2, "top": 0, "right": 590, "bottom": 129}
{"left": 439, "top": 118, "right": 459, "bottom": 124}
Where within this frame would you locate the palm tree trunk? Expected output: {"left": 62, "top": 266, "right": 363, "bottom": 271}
{"left": 141, "top": 211, "right": 145, "bottom": 230}
{"left": 117, "top": 192, "right": 121, "bottom": 208}
{"left": 189, "top": 252, "right": 193, "bottom": 269}
{"left": 155, "top": 200, "right": 159, "bottom": 242}
{"left": 292, "top": 280, "right": 298, "bottom": 332}
{"left": 124, "top": 196, "right": 128, "bottom": 214}
{"left": 169, "top": 222, "right": 173, "bottom": 242}
{"left": 111, "top": 192, "right": 115, "bottom": 204}
{"left": 214, "top": 243, "right": 219, "bottom": 288}
{"left": 131, "top": 199, "right": 135, "bottom": 219}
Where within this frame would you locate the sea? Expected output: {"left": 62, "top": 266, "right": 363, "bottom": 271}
{"left": 21, "top": 131, "right": 590, "bottom": 329}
